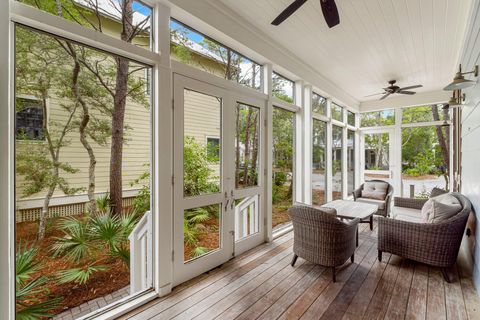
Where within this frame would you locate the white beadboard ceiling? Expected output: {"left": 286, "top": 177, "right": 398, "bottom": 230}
{"left": 216, "top": 0, "right": 473, "bottom": 103}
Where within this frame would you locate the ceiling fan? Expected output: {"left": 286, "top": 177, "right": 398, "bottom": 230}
{"left": 365, "top": 80, "right": 423, "bottom": 100}
{"left": 271, "top": 0, "right": 340, "bottom": 28}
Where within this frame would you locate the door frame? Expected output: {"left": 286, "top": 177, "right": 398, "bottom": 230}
{"left": 172, "top": 73, "right": 267, "bottom": 285}
{"left": 359, "top": 127, "right": 400, "bottom": 194}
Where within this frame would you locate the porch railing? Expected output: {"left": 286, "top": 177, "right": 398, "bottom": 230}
{"left": 234, "top": 195, "right": 259, "bottom": 241}
{"left": 129, "top": 210, "right": 153, "bottom": 295}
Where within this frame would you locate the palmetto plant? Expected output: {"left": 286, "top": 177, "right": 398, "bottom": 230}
{"left": 16, "top": 245, "right": 61, "bottom": 320}
{"left": 51, "top": 207, "right": 141, "bottom": 285}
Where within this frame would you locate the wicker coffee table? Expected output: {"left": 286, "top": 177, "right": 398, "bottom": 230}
{"left": 319, "top": 200, "right": 378, "bottom": 246}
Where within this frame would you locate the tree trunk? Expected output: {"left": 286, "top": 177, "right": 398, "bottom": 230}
{"left": 432, "top": 106, "right": 450, "bottom": 190}
{"left": 243, "top": 110, "right": 252, "bottom": 186}
{"left": 235, "top": 107, "right": 240, "bottom": 188}
{"left": 250, "top": 112, "right": 259, "bottom": 183}
{"left": 110, "top": 0, "right": 134, "bottom": 215}
{"left": 67, "top": 46, "right": 97, "bottom": 213}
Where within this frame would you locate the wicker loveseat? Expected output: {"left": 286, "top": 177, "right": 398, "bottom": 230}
{"left": 377, "top": 192, "right": 471, "bottom": 282}
{"left": 353, "top": 180, "right": 393, "bottom": 217}
{"left": 288, "top": 204, "right": 359, "bottom": 282}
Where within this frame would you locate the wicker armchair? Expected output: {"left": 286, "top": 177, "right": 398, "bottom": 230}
{"left": 378, "top": 193, "right": 471, "bottom": 282}
{"left": 353, "top": 180, "right": 393, "bottom": 217}
{"left": 288, "top": 204, "right": 359, "bottom": 282}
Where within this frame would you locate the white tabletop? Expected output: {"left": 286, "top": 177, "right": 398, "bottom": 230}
{"left": 320, "top": 200, "right": 378, "bottom": 220}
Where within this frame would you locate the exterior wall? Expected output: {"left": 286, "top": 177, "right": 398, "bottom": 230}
{"left": 459, "top": 0, "right": 480, "bottom": 295}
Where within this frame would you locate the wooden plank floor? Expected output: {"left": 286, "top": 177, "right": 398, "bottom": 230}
{"left": 121, "top": 223, "right": 480, "bottom": 320}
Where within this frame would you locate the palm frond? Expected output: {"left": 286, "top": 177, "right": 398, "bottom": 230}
{"left": 51, "top": 217, "right": 92, "bottom": 262}
{"left": 15, "top": 245, "right": 41, "bottom": 286}
{"left": 56, "top": 265, "right": 107, "bottom": 285}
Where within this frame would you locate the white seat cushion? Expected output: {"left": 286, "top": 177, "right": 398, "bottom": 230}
{"left": 356, "top": 197, "right": 385, "bottom": 210}
{"left": 392, "top": 206, "right": 425, "bottom": 223}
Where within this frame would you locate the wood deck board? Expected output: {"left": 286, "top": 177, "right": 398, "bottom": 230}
{"left": 124, "top": 222, "right": 480, "bottom": 320}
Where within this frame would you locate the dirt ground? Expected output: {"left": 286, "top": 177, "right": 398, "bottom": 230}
{"left": 16, "top": 218, "right": 130, "bottom": 317}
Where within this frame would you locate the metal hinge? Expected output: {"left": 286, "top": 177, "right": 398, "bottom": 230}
{"left": 264, "top": 119, "right": 267, "bottom": 127}
{"left": 172, "top": 250, "right": 174, "bottom": 261}
{"left": 171, "top": 175, "right": 175, "bottom": 185}
{"left": 172, "top": 98, "right": 175, "bottom": 109}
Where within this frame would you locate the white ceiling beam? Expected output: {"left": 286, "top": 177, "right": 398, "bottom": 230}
{"left": 359, "top": 90, "right": 451, "bottom": 112}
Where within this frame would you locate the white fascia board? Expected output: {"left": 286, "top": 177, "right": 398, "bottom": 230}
{"left": 360, "top": 90, "right": 451, "bottom": 112}
{"left": 167, "top": 0, "right": 360, "bottom": 110}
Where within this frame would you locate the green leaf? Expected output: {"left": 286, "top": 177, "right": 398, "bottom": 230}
{"left": 56, "top": 265, "right": 107, "bottom": 285}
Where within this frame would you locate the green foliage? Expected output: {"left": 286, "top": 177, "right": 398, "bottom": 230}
{"left": 183, "top": 136, "right": 219, "bottom": 197}
{"left": 16, "top": 245, "right": 61, "bottom": 320}
{"left": 274, "top": 172, "right": 287, "bottom": 187}
{"left": 130, "top": 165, "right": 151, "bottom": 214}
{"left": 57, "top": 265, "right": 107, "bottom": 285}
{"left": 51, "top": 209, "right": 141, "bottom": 284}
{"left": 360, "top": 110, "right": 395, "bottom": 127}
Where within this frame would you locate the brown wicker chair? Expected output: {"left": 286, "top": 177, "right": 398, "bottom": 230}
{"left": 353, "top": 180, "right": 393, "bottom": 217}
{"left": 378, "top": 193, "right": 471, "bottom": 282}
{"left": 288, "top": 204, "right": 359, "bottom": 282}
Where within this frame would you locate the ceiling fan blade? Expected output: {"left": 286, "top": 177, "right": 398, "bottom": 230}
{"left": 320, "top": 0, "right": 340, "bottom": 28}
{"left": 271, "top": 0, "right": 308, "bottom": 26}
{"left": 397, "top": 90, "right": 416, "bottom": 95}
{"left": 399, "top": 85, "right": 423, "bottom": 91}
{"left": 364, "top": 92, "right": 385, "bottom": 97}
{"left": 380, "top": 93, "right": 391, "bottom": 100}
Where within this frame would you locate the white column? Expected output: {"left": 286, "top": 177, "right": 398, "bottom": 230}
{"left": 326, "top": 99, "right": 333, "bottom": 202}
{"left": 354, "top": 113, "right": 361, "bottom": 189}
{"left": 342, "top": 109, "right": 348, "bottom": 199}
{"left": 303, "top": 85, "right": 313, "bottom": 204}
{"left": 1, "top": 1, "right": 13, "bottom": 317}
{"left": 294, "top": 80, "right": 304, "bottom": 203}
{"left": 393, "top": 108, "right": 403, "bottom": 197}
{"left": 264, "top": 63, "right": 273, "bottom": 242}
{"left": 154, "top": 3, "right": 174, "bottom": 296}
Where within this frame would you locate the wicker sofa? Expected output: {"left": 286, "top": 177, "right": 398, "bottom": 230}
{"left": 377, "top": 192, "right": 471, "bottom": 282}
{"left": 288, "top": 204, "right": 359, "bottom": 282}
{"left": 353, "top": 180, "right": 393, "bottom": 217}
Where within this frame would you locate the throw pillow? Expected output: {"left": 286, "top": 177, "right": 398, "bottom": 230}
{"left": 361, "top": 190, "right": 386, "bottom": 200}
{"left": 421, "top": 194, "right": 462, "bottom": 223}
{"left": 362, "top": 181, "right": 388, "bottom": 200}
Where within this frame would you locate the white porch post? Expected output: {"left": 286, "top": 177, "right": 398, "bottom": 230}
{"left": 342, "top": 108, "right": 348, "bottom": 199}
{"left": 303, "top": 85, "right": 313, "bottom": 204}
{"left": 1, "top": 0, "right": 13, "bottom": 317}
{"left": 155, "top": 2, "right": 174, "bottom": 296}
{"left": 294, "top": 80, "right": 304, "bottom": 203}
{"left": 354, "top": 112, "right": 361, "bottom": 190}
{"left": 326, "top": 99, "right": 333, "bottom": 202}
{"left": 264, "top": 63, "right": 273, "bottom": 242}
{"left": 393, "top": 108, "right": 403, "bottom": 197}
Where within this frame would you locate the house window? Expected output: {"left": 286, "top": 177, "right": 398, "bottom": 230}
{"left": 347, "top": 111, "right": 355, "bottom": 126}
{"left": 15, "top": 98, "right": 44, "bottom": 140}
{"left": 206, "top": 137, "right": 220, "bottom": 163}
{"left": 272, "top": 72, "right": 294, "bottom": 103}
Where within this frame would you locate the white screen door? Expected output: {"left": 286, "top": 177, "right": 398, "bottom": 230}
{"left": 360, "top": 128, "right": 396, "bottom": 186}
{"left": 173, "top": 75, "right": 265, "bottom": 285}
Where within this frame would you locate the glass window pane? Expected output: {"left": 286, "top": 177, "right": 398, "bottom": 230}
{"left": 312, "top": 92, "right": 327, "bottom": 116}
{"left": 312, "top": 119, "right": 327, "bottom": 205}
{"left": 272, "top": 107, "right": 295, "bottom": 230}
{"left": 272, "top": 72, "right": 294, "bottom": 103}
{"left": 170, "top": 19, "right": 261, "bottom": 90}
{"left": 184, "top": 204, "right": 221, "bottom": 261}
{"left": 234, "top": 195, "right": 260, "bottom": 241}
{"left": 347, "top": 130, "right": 355, "bottom": 195}
{"left": 402, "top": 125, "right": 450, "bottom": 197}
{"left": 332, "top": 125, "right": 343, "bottom": 200}
{"left": 18, "top": 0, "right": 153, "bottom": 49}
{"left": 331, "top": 103, "right": 343, "bottom": 121}
{"left": 402, "top": 104, "right": 450, "bottom": 124}
{"left": 235, "top": 103, "right": 260, "bottom": 189}
{"left": 365, "top": 133, "right": 390, "bottom": 180}
{"left": 347, "top": 111, "right": 355, "bottom": 126}
{"left": 184, "top": 89, "right": 221, "bottom": 197}
{"left": 15, "top": 25, "right": 152, "bottom": 318}
{"left": 360, "top": 109, "right": 395, "bottom": 127}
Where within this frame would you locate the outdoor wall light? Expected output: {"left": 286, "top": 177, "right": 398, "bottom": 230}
{"left": 448, "top": 89, "right": 466, "bottom": 107}
{"left": 444, "top": 64, "right": 479, "bottom": 91}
